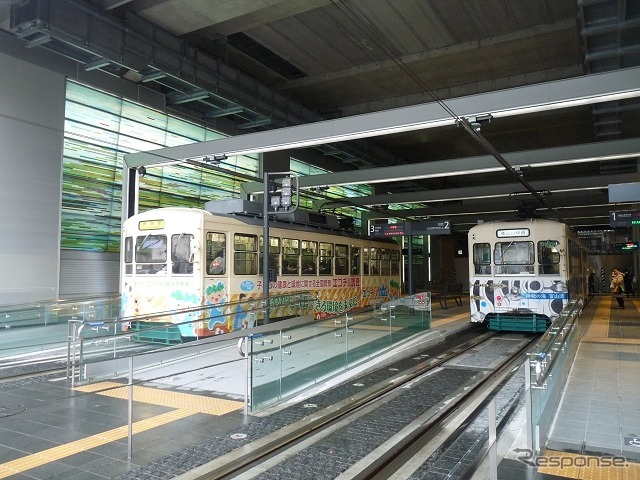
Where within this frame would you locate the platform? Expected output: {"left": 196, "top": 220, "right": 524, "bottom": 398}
{"left": 0, "top": 304, "right": 468, "bottom": 479}
{"left": 497, "top": 294, "right": 640, "bottom": 480}
{"left": 1, "top": 296, "right": 638, "bottom": 479}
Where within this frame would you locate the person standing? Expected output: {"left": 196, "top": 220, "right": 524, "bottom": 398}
{"left": 610, "top": 268, "right": 625, "bottom": 309}
{"left": 588, "top": 270, "right": 595, "bottom": 294}
{"left": 623, "top": 269, "right": 634, "bottom": 297}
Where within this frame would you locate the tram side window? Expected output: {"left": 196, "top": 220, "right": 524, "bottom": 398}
{"left": 368, "top": 247, "right": 381, "bottom": 275}
{"left": 380, "top": 249, "right": 391, "bottom": 275}
{"left": 135, "top": 234, "right": 167, "bottom": 274}
{"left": 234, "top": 234, "right": 258, "bottom": 275}
{"left": 206, "top": 232, "right": 227, "bottom": 275}
{"left": 171, "top": 234, "right": 194, "bottom": 274}
{"left": 282, "top": 238, "right": 300, "bottom": 275}
{"left": 319, "top": 242, "right": 333, "bottom": 275}
{"left": 538, "top": 240, "right": 560, "bottom": 275}
{"left": 363, "top": 248, "right": 370, "bottom": 274}
{"left": 351, "top": 246, "right": 361, "bottom": 275}
{"left": 335, "top": 244, "right": 349, "bottom": 275}
{"left": 391, "top": 250, "right": 400, "bottom": 274}
{"left": 259, "top": 236, "right": 280, "bottom": 274}
{"left": 473, "top": 243, "right": 491, "bottom": 275}
{"left": 494, "top": 241, "right": 534, "bottom": 275}
{"left": 301, "top": 240, "right": 317, "bottom": 275}
{"left": 124, "top": 236, "right": 133, "bottom": 274}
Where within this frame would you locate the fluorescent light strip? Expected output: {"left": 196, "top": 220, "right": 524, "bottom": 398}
{"left": 491, "top": 90, "right": 640, "bottom": 118}
{"left": 424, "top": 209, "right": 516, "bottom": 218}
{"left": 381, "top": 187, "right": 605, "bottom": 208}
{"left": 523, "top": 153, "right": 640, "bottom": 169}
{"left": 214, "top": 119, "right": 457, "bottom": 159}
{"left": 216, "top": 92, "right": 640, "bottom": 160}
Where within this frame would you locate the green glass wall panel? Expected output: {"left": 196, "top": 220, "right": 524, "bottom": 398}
{"left": 62, "top": 81, "right": 375, "bottom": 253}
{"left": 290, "top": 158, "right": 371, "bottom": 228}
{"left": 61, "top": 80, "right": 259, "bottom": 252}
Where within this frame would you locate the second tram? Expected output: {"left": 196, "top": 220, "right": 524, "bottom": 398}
{"left": 468, "top": 218, "right": 586, "bottom": 331}
{"left": 121, "top": 200, "right": 402, "bottom": 342}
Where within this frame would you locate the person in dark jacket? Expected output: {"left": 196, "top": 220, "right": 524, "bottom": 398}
{"left": 623, "top": 269, "right": 634, "bottom": 297}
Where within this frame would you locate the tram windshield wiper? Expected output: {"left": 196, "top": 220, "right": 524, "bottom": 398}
{"left": 136, "top": 234, "right": 150, "bottom": 252}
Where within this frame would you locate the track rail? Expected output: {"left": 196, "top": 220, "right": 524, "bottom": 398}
{"left": 184, "top": 330, "right": 512, "bottom": 480}
{"left": 354, "top": 335, "right": 539, "bottom": 479}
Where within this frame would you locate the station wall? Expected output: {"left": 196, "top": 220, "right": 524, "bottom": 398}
{"left": 0, "top": 51, "right": 64, "bottom": 305}
{"left": 0, "top": 31, "right": 167, "bottom": 305}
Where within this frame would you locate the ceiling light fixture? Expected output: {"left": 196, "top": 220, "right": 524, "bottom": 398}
{"left": 491, "top": 90, "right": 640, "bottom": 119}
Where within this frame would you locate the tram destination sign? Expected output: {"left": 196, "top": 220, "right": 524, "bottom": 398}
{"left": 609, "top": 210, "right": 640, "bottom": 227}
{"left": 370, "top": 220, "right": 451, "bottom": 237}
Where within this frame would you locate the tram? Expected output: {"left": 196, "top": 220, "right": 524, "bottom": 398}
{"left": 468, "top": 218, "right": 587, "bottom": 332}
{"left": 121, "top": 199, "right": 401, "bottom": 342}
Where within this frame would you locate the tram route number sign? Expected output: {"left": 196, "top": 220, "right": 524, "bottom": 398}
{"left": 370, "top": 220, "right": 451, "bottom": 237}
{"left": 610, "top": 210, "right": 640, "bottom": 227}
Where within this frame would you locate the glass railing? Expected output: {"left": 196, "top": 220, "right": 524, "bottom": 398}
{"left": 527, "top": 296, "right": 583, "bottom": 453}
{"left": 0, "top": 296, "right": 121, "bottom": 363}
{"left": 0, "top": 292, "right": 316, "bottom": 377}
{"left": 1, "top": 289, "right": 434, "bottom": 471}
{"left": 248, "top": 292, "right": 432, "bottom": 411}
{"left": 9, "top": 333, "right": 255, "bottom": 471}
{"left": 68, "top": 291, "right": 317, "bottom": 383}
{"left": 444, "top": 297, "right": 584, "bottom": 479}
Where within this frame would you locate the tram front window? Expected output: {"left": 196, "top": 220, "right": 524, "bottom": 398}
{"left": 494, "top": 241, "right": 534, "bottom": 275}
{"left": 135, "top": 234, "right": 167, "bottom": 274}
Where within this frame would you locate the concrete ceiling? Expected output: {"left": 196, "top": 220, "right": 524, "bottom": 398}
{"left": 3, "top": 0, "right": 640, "bottom": 234}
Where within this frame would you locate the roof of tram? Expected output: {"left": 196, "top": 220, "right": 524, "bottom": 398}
{"left": 2, "top": 0, "right": 640, "bottom": 233}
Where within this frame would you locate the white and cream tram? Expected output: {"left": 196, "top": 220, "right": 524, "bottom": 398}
{"left": 121, "top": 199, "right": 402, "bottom": 341}
{"left": 468, "top": 218, "right": 586, "bottom": 332}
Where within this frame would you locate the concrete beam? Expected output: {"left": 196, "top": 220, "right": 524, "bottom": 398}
{"left": 239, "top": 140, "right": 640, "bottom": 196}
{"left": 125, "top": 67, "right": 640, "bottom": 168}
{"left": 347, "top": 171, "right": 636, "bottom": 207}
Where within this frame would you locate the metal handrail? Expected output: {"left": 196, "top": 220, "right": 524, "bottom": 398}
{"left": 66, "top": 291, "right": 317, "bottom": 382}
{"left": 530, "top": 296, "right": 583, "bottom": 387}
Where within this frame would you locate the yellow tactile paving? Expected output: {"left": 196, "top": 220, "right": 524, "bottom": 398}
{"left": 583, "top": 296, "right": 612, "bottom": 340}
{"left": 0, "top": 382, "right": 242, "bottom": 478}
{"left": 537, "top": 450, "right": 640, "bottom": 479}
{"left": 75, "top": 381, "right": 242, "bottom": 415}
{"left": 0, "top": 409, "right": 195, "bottom": 479}
{"left": 583, "top": 296, "right": 640, "bottom": 345}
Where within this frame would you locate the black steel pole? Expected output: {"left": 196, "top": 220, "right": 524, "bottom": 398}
{"left": 262, "top": 171, "right": 270, "bottom": 323}
{"left": 408, "top": 235, "right": 413, "bottom": 295}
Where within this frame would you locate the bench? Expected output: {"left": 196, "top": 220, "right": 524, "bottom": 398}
{"left": 425, "top": 281, "right": 463, "bottom": 309}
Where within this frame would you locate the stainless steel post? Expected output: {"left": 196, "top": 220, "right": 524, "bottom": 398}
{"left": 489, "top": 398, "right": 498, "bottom": 480}
{"left": 238, "top": 337, "right": 249, "bottom": 415}
{"left": 525, "top": 357, "right": 534, "bottom": 452}
{"left": 262, "top": 171, "right": 270, "bottom": 323}
{"left": 128, "top": 356, "right": 133, "bottom": 459}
